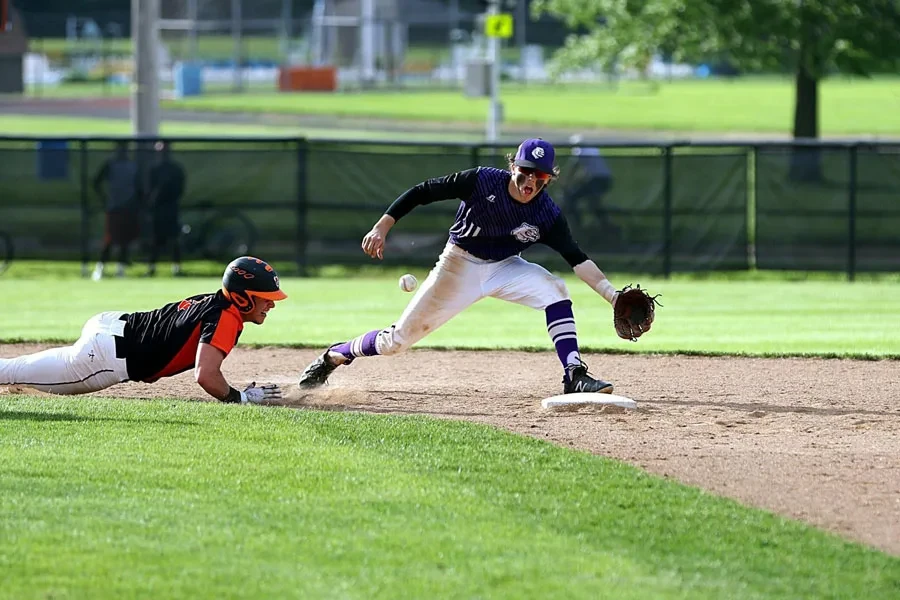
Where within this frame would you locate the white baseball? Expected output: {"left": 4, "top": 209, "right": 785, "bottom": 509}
{"left": 399, "top": 273, "right": 418, "bottom": 292}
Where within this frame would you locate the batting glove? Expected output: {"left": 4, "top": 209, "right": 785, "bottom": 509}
{"left": 242, "top": 382, "right": 282, "bottom": 405}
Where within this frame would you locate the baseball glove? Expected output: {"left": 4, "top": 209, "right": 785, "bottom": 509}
{"left": 613, "top": 284, "right": 661, "bottom": 342}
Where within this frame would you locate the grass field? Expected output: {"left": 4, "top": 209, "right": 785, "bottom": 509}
{"left": 6, "top": 396, "right": 898, "bottom": 599}
{"left": 0, "top": 115, "right": 474, "bottom": 141}
{"left": 1, "top": 266, "right": 899, "bottom": 357}
{"left": 162, "top": 78, "right": 900, "bottom": 135}
{"left": 13, "top": 77, "right": 900, "bottom": 137}
{"left": 2, "top": 270, "right": 899, "bottom": 597}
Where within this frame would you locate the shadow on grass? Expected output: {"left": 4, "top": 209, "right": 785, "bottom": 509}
{"left": 0, "top": 410, "right": 199, "bottom": 426}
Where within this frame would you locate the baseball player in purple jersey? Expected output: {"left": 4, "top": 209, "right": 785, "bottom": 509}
{"left": 299, "top": 138, "right": 623, "bottom": 394}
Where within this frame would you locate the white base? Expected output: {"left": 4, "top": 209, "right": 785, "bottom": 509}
{"left": 541, "top": 392, "right": 637, "bottom": 410}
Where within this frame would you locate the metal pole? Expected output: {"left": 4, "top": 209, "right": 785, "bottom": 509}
{"left": 747, "top": 146, "right": 757, "bottom": 270}
{"left": 847, "top": 145, "right": 858, "bottom": 282}
{"left": 486, "top": 1, "right": 501, "bottom": 142}
{"left": 296, "top": 138, "right": 309, "bottom": 276}
{"left": 662, "top": 146, "right": 673, "bottom": 278}
{"left": 187, "top": 0, "right": 198, "bottom": 61}
{"left": 232, "top": 0, "right": 243, "bottom": 92}
{"left": 80, "top": 140, "right": 90, "bottom": 277}
{"left": 360, "top": 0, "right": 376, "bottom": 87}
{"left": 131, "top": 0, "right": 160, "bottom": 136}
{"left": 279, "top": 0, "right": 292, "bottom": 62}
{"left": 516, "top": 0, "right": 527, "bottom": 83}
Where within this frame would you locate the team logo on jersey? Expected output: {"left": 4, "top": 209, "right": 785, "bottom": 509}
{"left": 532, "top": 147, "right": 545, "bottom": 159}
{"left": 177, "top": 298, "right": 202, "bottom": 311}
{"left": 511, "top": 222, "right": 541, "bottom": 243}
{"left": 486, "top": 194, "right": 496, "bottom": 203}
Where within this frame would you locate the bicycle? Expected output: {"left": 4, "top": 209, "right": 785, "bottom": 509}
{"left": 0, "top": 230, "right": 13, "bottom": 275}
{"left": 179, "top": 206, "right": 259, "bottom": 263}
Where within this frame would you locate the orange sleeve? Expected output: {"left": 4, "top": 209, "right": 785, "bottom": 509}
{"left": 200, "top": 310, "right": 242, "bottom": 356}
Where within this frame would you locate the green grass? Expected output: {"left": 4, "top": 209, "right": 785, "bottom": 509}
{"left": 1, "top": 396, "right": 897, "bottom": 599}
{"left": 1, "top": 266, "right": 899, "bottom": 357}
{"left": 0, "top": 115, "right": 477, "bottom": 141}
{"left": 161, "top": 77, "right": 900, "bottom": 135}
{"left": 12, "top": 76, "right": 900, "bottom": 136}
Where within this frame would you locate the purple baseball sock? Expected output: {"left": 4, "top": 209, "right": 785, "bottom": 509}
{"left": 330, "top": 329, "right": 381, "bottom": 361}
{"left": 545, "top": 300, "right": 581, "bottom": 382}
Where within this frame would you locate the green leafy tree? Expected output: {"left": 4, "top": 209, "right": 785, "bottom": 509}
{"left": 530, "top": 0, "right": 718, "bottom": 82}
{"left": 533, "top": 0, "right": 900, "bottom": 171}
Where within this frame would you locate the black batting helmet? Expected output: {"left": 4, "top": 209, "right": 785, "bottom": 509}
{"left": 222, "top": 256, "right": 287, "bottom": 313}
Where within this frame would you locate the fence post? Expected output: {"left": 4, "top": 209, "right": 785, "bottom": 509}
{"left": 747, "top": 145, "right": 757, "bottom": 270}
{"left": 296, "top": 137, "right": 309, "bottom": 276}
{"left": 662, "top": 145, "right": 673, "bottom": 278}
{"left": 80, "top": 139, "right": 90, "bottom": 277}
{"left": 847, "top": 144, "right": 858, "bottom": 282}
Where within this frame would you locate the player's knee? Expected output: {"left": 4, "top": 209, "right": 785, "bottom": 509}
{"left": 548, "top": 274, "right": 570, "bottom": 301}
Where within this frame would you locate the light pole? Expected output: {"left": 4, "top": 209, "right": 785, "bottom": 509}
{"left": 131, "top": 0, "right": 160, "bottom": 136}
{"left": 486, "top": 0, "right": 501, "bottom": 142}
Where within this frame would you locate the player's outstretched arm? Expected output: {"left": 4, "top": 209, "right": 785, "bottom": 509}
{"left": 364, "top": 169, "right": 479, "bottom": 260}
{"left": 195, "top": 342, "right": 238, "bottom": 400}
{"left": 573, "top": 260, "right": 618, "bottom": 307}
{"left": 362, "top": 214, "right": 396, "bottom": 260}
{"left": 194, "top": 342, "right": 281, "bottom": 404}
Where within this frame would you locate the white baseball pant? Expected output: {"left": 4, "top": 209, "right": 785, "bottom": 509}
{"left": 0, "top": 311, "right": 130, "bottom": 395}
{"left": 375, "top": 243, "right": 569, "bottom": 355}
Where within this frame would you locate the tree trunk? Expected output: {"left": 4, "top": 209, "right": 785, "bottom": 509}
{"left": 789, "top": 63, "right": 823, "bottom": 181}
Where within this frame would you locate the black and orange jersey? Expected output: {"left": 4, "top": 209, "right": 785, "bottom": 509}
{"left": 122, "top": 291, "right": 244, "bottom": 383}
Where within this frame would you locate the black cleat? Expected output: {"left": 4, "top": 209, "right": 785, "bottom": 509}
{"left": 563, "top": 362, "right": 614, "bottom": 394}
{"left": 298, "top": 350, "right": 339, "bottom": 388}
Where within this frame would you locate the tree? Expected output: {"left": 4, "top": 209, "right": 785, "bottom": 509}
{"left": 530, "top": 0, "right": 718, "bottom": 81}
{"left": 532, "top": 0, "right": 900, "bottom": 178}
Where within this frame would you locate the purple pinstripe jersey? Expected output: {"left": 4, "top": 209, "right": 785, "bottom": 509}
{"left": 449, "top": 167, "right": 561, "bottom": 261}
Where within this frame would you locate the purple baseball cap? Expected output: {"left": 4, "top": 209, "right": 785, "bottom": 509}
{"left": 514, "top": 138, "right": 556, "bottom": 175}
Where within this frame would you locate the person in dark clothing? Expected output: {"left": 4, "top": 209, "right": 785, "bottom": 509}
{"left": 299, "top": 138, "right": 631, "bottom": 395}
{"left": 146, "top": 141, "right": 187, "bottom": 277}
{"left": 564, "top": 134, "right": 622, "bottom": 243}
{"left": 92, "top": 141, "right": 141, "bottom": 280}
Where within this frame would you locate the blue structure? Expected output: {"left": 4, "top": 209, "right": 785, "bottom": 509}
{"left": 174, "top": 61, "right": 203, "bottom": 98}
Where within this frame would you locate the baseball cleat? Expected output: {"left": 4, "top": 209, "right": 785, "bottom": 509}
{"left": 563, "top": 362, "right": 614, "bottom": 394}
{"left": 298, "top": 350, "right": 339, "bottom": 388}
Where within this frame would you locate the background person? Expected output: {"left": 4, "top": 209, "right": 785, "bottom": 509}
{"left": 91, "top": 141, "right": 141, "bottom": 280}
{"left": 146, "top": 141, "right": 187, "bottom": 277}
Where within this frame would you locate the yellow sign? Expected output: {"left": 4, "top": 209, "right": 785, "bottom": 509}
{"left": 485, "top": 13, "right": 513, "bottom": 39}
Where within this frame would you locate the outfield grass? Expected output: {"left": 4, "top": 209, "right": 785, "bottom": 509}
{"left": 1, "top": 267, "right": 898, "bottom": 357}
{"left": 0, "top": 115, "right": 478, "bottom": 141}
{"left": 1, "top": 396, "right": 897, "bottom": 599}
{"left": 13, "top": 77, "right": 900, "bottom": 136}
{"left": 162, "top": 77, "right": 900, "bottom": 135}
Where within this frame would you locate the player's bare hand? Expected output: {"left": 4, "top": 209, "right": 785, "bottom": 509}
{"left": 242, "top": 382, "right": 282, "bottom": 404}
{"left": 362, "top": 228, "right": 387, "bottom": 259}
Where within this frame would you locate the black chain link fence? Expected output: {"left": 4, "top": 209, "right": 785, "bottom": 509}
{"left": 0, "top": 136, "right": 898, "bottom": 278}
